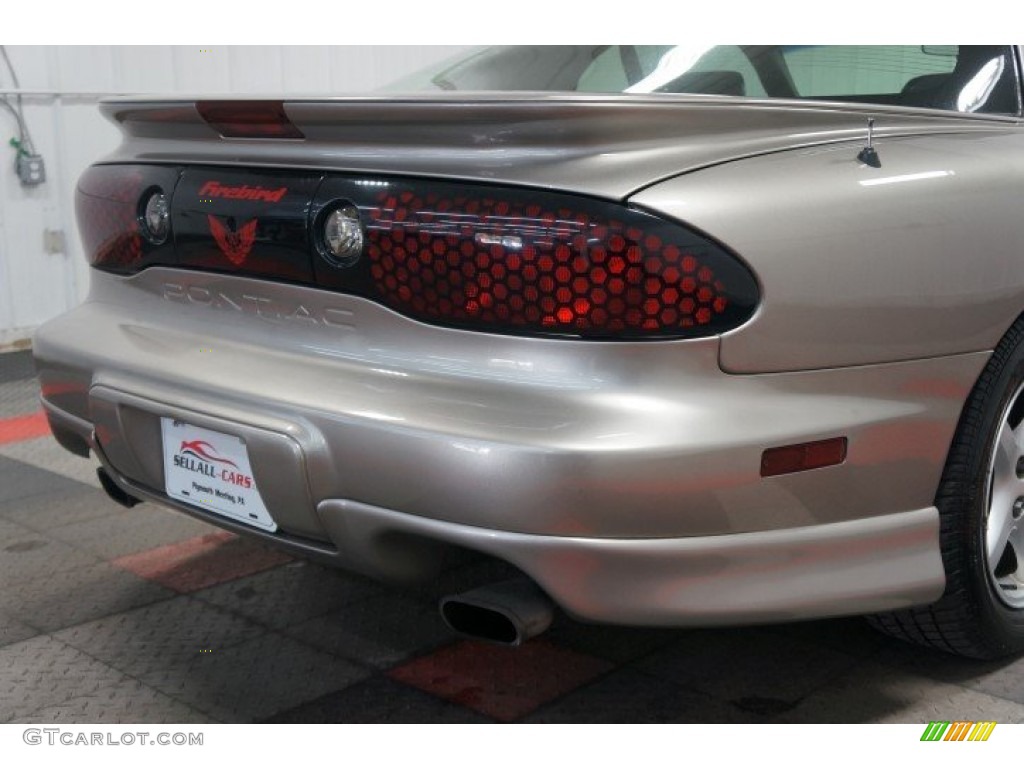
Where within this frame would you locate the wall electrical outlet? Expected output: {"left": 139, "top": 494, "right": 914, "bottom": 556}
{"left": 16, "top": 153, "right": 45, "bottom": 186}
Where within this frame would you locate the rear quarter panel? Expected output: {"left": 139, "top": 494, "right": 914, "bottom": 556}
{"left": 631, "top": 128, "right": 1024, "bottom": 372}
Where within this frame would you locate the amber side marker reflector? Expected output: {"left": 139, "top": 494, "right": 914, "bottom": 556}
{"left": 196, "top": 100, "right": 304, "bottom": 139}
{"left": 761, "top": 437, "right": 848, "bottom": 477}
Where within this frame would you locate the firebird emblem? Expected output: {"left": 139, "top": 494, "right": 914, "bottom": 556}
{"left": 208, "top": 215, "right": 258, "bottom": 266}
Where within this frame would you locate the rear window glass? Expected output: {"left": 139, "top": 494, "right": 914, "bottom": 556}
{"left": 387, "top": 45, "right": 1019, "bottom": 116}
{"left": 782, "top": 45, "right": 956, "bottom": 97}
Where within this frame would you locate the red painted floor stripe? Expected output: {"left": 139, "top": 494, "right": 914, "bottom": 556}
{"left": 0, "top": 410, "right": 50, "bottom": 445}
{"left": 389, "top": 639, "right": 613, "bottom": 722}
{"left": 113, "top": 530, "right": 293, "bottom": 593}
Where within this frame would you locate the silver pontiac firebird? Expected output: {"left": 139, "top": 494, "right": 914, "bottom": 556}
{"left": 33, "top": 45, "right": 1024, "bottom": 658}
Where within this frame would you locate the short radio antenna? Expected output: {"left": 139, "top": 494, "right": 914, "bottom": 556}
{"left": 857, "top": 118, "right": 881, "bottom": 168}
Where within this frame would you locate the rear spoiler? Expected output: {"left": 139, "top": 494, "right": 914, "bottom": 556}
{"left": 97, "top": 96, "right": 991, "bottom": 200}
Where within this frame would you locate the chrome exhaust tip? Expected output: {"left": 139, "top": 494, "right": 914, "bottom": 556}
{"left": 440, "top": 578, "right": 554, "bottom": 646}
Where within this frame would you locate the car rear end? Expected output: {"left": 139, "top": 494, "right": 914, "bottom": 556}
{"left": 35, "top": 93, "right": 983, "bottom": 629}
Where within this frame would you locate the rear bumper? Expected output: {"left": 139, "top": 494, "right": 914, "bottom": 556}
{"left": 66, "top": 418, "right": 946, "bottom": 625}
{"left": 321, "top": 499, "right": 944, "bottom": 625}
{"left": 33, "top": 268, "right": 983, "bottom": 623}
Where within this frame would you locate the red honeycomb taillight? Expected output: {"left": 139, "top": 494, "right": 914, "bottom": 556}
{"left": 76, "top": 164, "right": 181, "bottom": 274}
{"left": 79, "top": 165, "right": 759, "bottom": 341}
{"left": 351, "top": 183, "right": 757, "bottom": 339}
{"left": 76, "top": 166, "right": 144, "bottom": 271}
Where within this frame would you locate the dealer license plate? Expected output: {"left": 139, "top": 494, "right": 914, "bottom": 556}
{"left": 160, "top": 418, "right": 277, "bottom": 532}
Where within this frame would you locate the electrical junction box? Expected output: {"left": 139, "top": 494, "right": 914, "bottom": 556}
{"left": 16, "top": 153, "right": 45, "bottom": 186}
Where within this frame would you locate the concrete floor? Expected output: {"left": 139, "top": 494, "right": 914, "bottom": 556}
{"left": 2, "top": 348, "right": 1024, "bottom": 723}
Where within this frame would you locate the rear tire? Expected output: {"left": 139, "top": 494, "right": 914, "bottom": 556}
{"left": 869, "top": 317, "right": 1024, "bottom": 659}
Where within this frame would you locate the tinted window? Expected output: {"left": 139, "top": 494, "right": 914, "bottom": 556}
{"left": 781, "top": 45, "right": 1017, "bottom": 113}
{"left": 387, "top": 45, "right": 1019, "bottom": 115}
{"left": 577, "top": 45, "right": 769, "bottom": 97}
{"left": 782, "top": 45, "right": 955, "bottom": 97}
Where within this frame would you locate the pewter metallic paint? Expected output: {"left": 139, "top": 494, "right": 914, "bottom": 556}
{"left": 31, "top": 67, "right": 1024, "bottom": 622}
{"left": 35, "top": 267, "right": 989, "bottom": 541}
{"left": 102, "top": 94, "right": 1017, "bottom": 200}
{"left": 635, "top": 131, "right": 1024, "bottom": 371}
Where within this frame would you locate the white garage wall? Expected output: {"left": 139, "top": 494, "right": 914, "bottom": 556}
{"left": 0, "top": 45, "right": 474, "bottom": 349}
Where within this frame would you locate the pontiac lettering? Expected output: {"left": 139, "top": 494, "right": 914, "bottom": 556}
{"left": 161, "top": 282, "right": 354, "bottom": 330}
